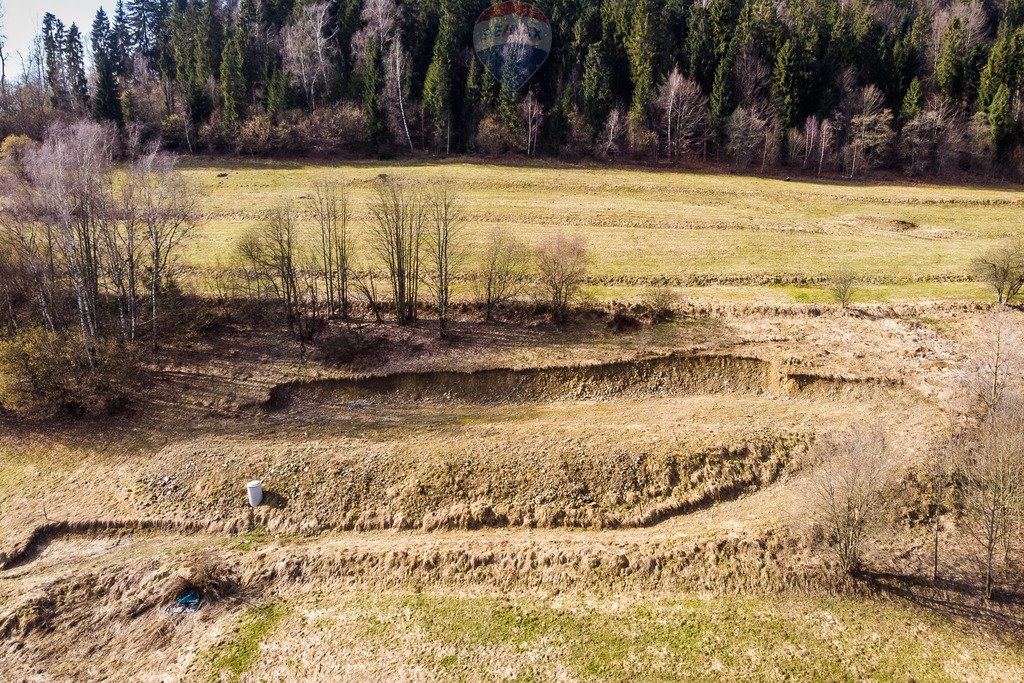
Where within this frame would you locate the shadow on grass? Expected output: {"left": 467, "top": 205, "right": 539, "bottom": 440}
{"left": 861, "top": 569, "right": 1024, "bottom": 634}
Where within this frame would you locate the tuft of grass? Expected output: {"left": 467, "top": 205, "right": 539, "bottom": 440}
{"left": 207, "top": 602, "right": 287, "bottom": 682}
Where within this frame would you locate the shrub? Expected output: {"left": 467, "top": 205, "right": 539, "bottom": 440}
{"left": 0, "top": 134, "right": 35, "bottom": 177}
{"left": 641, "top": 286, "right": 678, "bottom": 322}
{"left": 0, "top": 327, "right": 141, "bottom": 417}
{"left": 235, "top": 114, "right": 274, "bottom": 156}
{"left": 297, "top": 104, "right": 368, "bottom": 153}
{"left": 476, "top": 115, "right": 506, "bottom": 156}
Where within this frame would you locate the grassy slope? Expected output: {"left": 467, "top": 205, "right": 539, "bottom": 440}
{"left": 180, "top": 158, "right": 1021, "bottom": 302}
{"left": 231, "top": 590, "right": 1024, "bottom": 682}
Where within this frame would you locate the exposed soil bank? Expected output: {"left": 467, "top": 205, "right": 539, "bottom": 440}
{"left": 267, "top": 352, "right": 906, "bottom": 409}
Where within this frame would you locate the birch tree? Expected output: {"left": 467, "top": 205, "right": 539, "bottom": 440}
{"left": 426, "top": 180, "right": 462, "bottom": 337}
{"left": 367, "top": 176, "right": 424, "bottom": 325}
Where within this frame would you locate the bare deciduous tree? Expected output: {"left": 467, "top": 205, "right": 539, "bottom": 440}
{"left": 537, "top": 231, "right": 588, "bottom": 325}
{"left": 309, "top": 182, "right": 353, "bottom": 319}
{"left": 955, "top": 399, "right": 1024, "bottom": 600}
{"left": 236, "top": 205, "right": 304, "bottom": 337}
{"left": 971, "top": 242, "right": 1024, "bottom": 304}
{"left": 367, "top": 176, "right": 424, "bottom": 325}
{"left": 812, "top": 425, "right": 888, "bottom": 574}
{"left": 726, "top": 107, "right": 767, "bottom": 168}
{"left": 828, "top": 267, "right": 859, "bottom": 308}
{"left": 135, "top": 149, "right": 199, "bottom": 349}
{"left": 425, "top": 180, "right": 462, "bottom": 337}
{"left": 521, "top": 90, "right": 544, "bottom": 157}
{"left": 847, "top": 86, "right": 895, "bottom": 177}
{"left": 25, "top": 121, "right": 115, "bottom": 362}
{"left": 952, "top": 311, "right": 1024, "bottom": 599}
{"left": 281, "top": 2, "right": 336, "bottom": 111}
{"left": 475, "top": 227, "right": 530, "bottom": 321}
{"left": 598, "top": 105, "right": 627, "bottom": 158}
{"left": 658, "top": 68, "right": 710, "bottom": 161}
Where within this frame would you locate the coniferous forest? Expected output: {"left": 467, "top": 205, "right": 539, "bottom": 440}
{"left": 3, "top": 0, "right": 1024, "bottom": 177}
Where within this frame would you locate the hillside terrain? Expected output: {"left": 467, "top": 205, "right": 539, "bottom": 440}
{"left": 1, "top": 160, "right": 1023, "bottom": 681}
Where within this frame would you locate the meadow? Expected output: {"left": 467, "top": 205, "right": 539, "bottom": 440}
{"left": 180, "top": 158, "right": 1023, "bottom": 303}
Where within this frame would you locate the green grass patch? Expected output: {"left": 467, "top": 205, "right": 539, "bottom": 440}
{"left": 207, "top": 602, "right": 288, "bottom": 682}
{"left": 348, "top": 591, "right": 1024, "bottom": 682}
{"left": 175, "top": 158, "right": 1019, "bottom": 304}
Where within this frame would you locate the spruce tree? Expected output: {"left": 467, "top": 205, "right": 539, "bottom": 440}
{"left": 112, "top": 0, "right": 133, "bottom": 78}
{"left": 92, "top": 9, "right": 124, "bottom": 124}
{"left": 937, "top": 17, "right": 966, "bottom": 104}
{"left": 900, "top": 77, "right": 922, "bottom": 124}
{"left": 583, "top": 42, "right": 612, "bottom": 129}
{"left": 626, "top": 0, "right": 655, "bottom": 129}
{"left": 771, "top": 39, "right": 798, "bottom": 130}
{"left": 65, "top": 25, "right": 89, "bottom": 111}
{"left": 363, "top": 42, "right": 387, "bottom": 156}
{"left": 989, "top": 83, "right": 1014, "bottom": 159}
{"left": 221, "top": 32, "right": 246, "bottom": 132}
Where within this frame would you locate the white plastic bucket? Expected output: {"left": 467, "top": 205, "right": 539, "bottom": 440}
{"left": 247, "top": 480, "right": 263, "bottom": 507}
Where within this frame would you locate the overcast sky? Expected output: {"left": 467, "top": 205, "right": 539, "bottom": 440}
{"left": 3, "top": 1, "right": 111, "bottom": 77}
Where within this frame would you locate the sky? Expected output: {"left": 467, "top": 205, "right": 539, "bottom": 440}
{"left": 2, "top": 1, "right": 111, "bottom": 77}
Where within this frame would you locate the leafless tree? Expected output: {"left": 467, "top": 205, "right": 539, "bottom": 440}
{"left": 353, "top": 0, "right": 413, "bottom": 151}
{"left": 812, "top": 425, "right": 888, "bottom": 574}
{"left": 726, "top": 107, "right": 766, "bottom": 168}
{"left": 475, "top": 227, "right": 530, "bottom": 321}
{"left": 135, "top": 148, "right": 199, "bottom": 349}
{"left": 367, "top": 176, "right": 424, "bottom": 325}
{"left": 24, "top": 121, "right": 115, "bottom": 362}
{"left": 847, "top": 86, "right": 895, "bottom": 177}
{"left": 537, "top": 231, "right": 588, "bottom": 325}
{"left": 425, "top": 180, "right": 463, "bottom": 337}
{"left": 955, "top": 398, "right": 1024, "bottom": 600}
{"left": 236, "top": 205, "right": 304, "bottom": 337}
{"left": 952, "top": 311, "right": 1024, "bottom": 599}
{"left": 98, "top": 167, "right": 145, "bottom": 342}
{"left": 281, "top": 2, "right": 336, "bottom": 111}
{"left": 818, "top": 118, "right": 835, "bottom": 176}
{"left": 828, "top": 267, "right": 859, "bottom": 308}
{"left": 971, "top": 242, "right": 1024, "bottom": 304}
{"left": 521, "top": 90, "right": 544, "bottom": 157}
{"left": 598, "top": 105, "right": 627, "bottom": 158}
{"left": 309, "top": 182, "right": 353, "bottom": 319}
{"left": 0, "top": 0, "right": 7, "bottom": 99}
{"left": 658, "top": 68, "right": 710, "bottom": 161}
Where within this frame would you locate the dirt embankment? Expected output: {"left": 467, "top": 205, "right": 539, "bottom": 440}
{"left": 267, "top": 351, "right": 906, "bottom": 409}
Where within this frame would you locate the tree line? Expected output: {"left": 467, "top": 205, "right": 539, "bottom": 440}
{"left": 0, "top": 0, "right": 1022, "bottom": 176}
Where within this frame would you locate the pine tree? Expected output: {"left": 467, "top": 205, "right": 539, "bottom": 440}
{"left": 423, "top": 0, "right": 458, "bottom": 149}
{"left": 92, "top": 9, "right": 124, "bottom": 124}
{"left": 771, "top": 39, "right": 798, "bottom": 130}
{"left": 709, "top": 38, "right": 737, "bottom": 142}
{"left": 221, "top": 31, "right": 245, "bottom": 132}
{"left": 627, "top": 0, "right": 655, "bottom": 129}
{"left": 65, "top": 24, "right": 89, "bottom": 110}
{"left": 900, "top": 77, "right": 922, "bottom": 124}
{"left": 112, "top": 0, "right": 133, "bottom": 78}
{"left": 583, "top": 41, "right": 612, "bottom": 129}
{"left": 363, "top": 41, "right": 386, "bottom": 156}
{"left": 267, "top": 68, "right": 288, "bottom": 122}
{"left": 989, "top": 83, "right": 1014, "bottom": 159}
{"left": 937, "top": 17, "right": 967, "bottom": 104}
{"left": 42, "top": 13, "right": 69, "bottom": 108}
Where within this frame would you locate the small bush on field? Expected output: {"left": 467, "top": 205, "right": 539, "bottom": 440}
{"left": 236, "top": 114, "right": 274, "bottom": 155}
{"left": 641, "top": 286, "right": 678, "bottom": 322}
{"left": 0, "top": 327, "right": 141, "bottom": 417}
{"left": 477, "top": 115, "right": 506, "bottom": 156}
{"left": 167, "top": 551, "right": 238, "bottom": 604}
{"left": 828, "top": 268, "right": 859, "bottom": 308}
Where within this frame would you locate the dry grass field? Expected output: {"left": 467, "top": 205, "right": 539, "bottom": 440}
{"left": 179, "top": 158, "right": 1024, "bottom": 302}
{"left": 2, "top": 161, "right": 1023, "bottom": 681}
